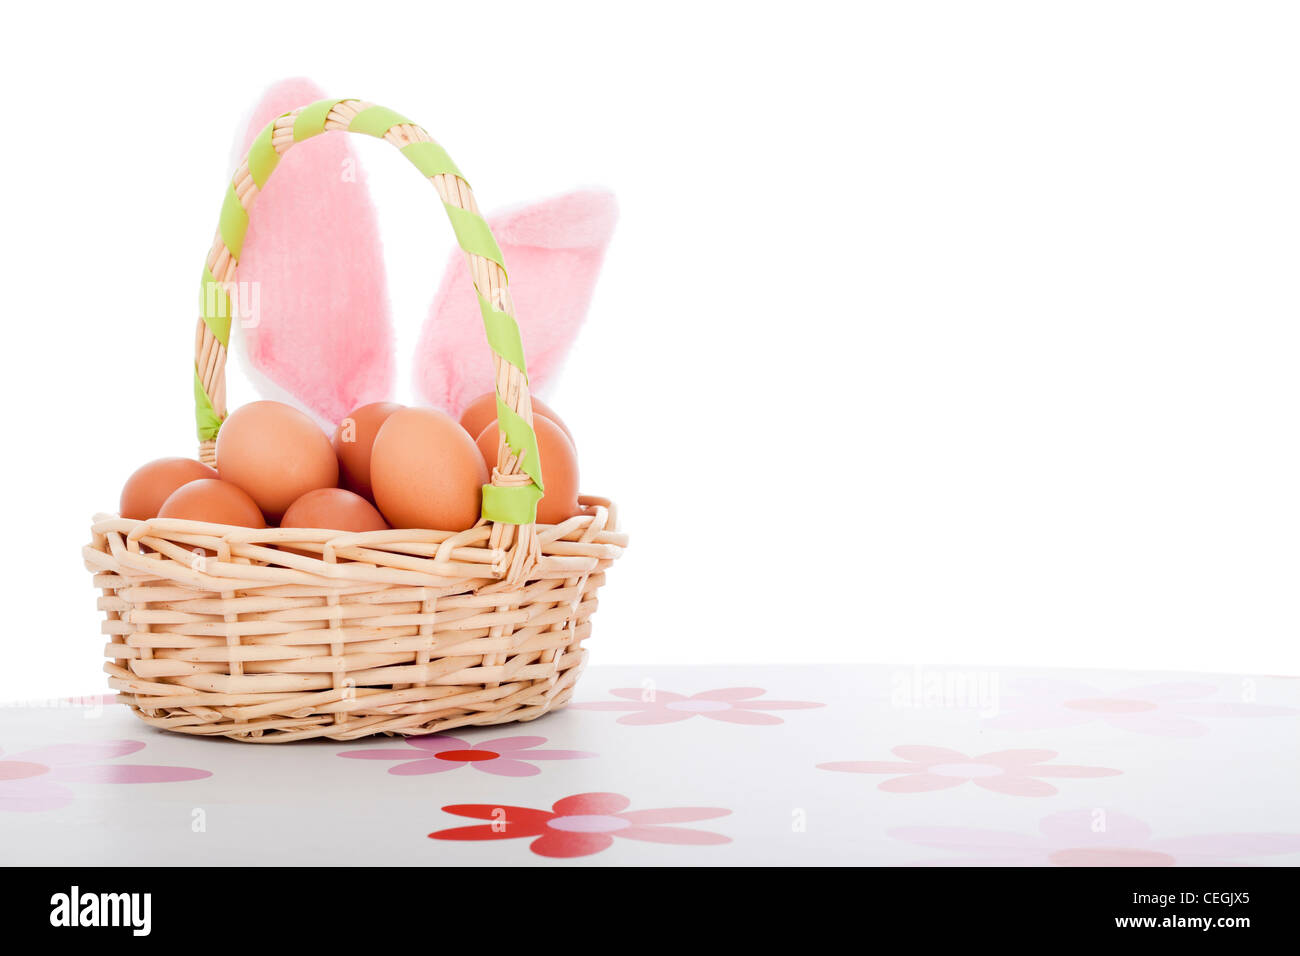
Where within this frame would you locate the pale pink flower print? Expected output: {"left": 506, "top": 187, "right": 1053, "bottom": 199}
{"left": 339, "top": 734, "right": 594, "bottom": 777}
{"left": 819, "top": 746, "right": 1121, "bottom": 797}
{"left": 890, "top": 809, "right": 1300, "bottom": 866}
{"left": 572, "top": 687, "right": 824, "bottom": 726}
{"left": 988, "top": 678, "right": 1298, "bottom": 737}
{"left": 0, "top": 741, "right": 211, "bottom": 813}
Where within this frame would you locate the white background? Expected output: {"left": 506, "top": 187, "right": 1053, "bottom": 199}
{"left": 2, "top": 1, "right": 1297, "bottom": 701}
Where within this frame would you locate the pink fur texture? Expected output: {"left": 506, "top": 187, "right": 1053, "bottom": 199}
{"left": 232, "top": 79, "right": 615, "bottom": 423}
{"left": 234, "top": 78, "right": 394, "bottom": 425}
{"left": 415, "top": 189, "right": 618, "bottom": 417}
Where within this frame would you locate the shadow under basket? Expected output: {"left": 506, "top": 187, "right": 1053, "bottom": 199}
{"left": 83, "top": 497, "right": 625, "bottom": 742}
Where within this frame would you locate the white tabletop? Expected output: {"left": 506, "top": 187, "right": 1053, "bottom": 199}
{"left": 2, "top": 664, "right": 1297, "bottom": 866}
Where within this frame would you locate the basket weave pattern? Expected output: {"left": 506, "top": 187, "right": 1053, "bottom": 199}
{"left": 82, "top": 99, "right": 625, "bottom": 742}
{"left": 84, "top": 500, "right": 623, "bottom": 742}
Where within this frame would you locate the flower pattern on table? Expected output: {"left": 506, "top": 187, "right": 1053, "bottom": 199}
{"left": 571, "top": 686, "right": 824, "bottom": 726}
{"left": 0, "top": 741, "right": 211, "bottom": 813}
{"left": 428, "top": 792, "right": 732, "bottom": 858}
{"left": 987, "top": 678, "right": 1299, "bottom": 737}
{"left": 890, "top": 809, "right": 1300, "bottom": 866}
{"left": 339, "top": 734, "right": 594, "bottom": 777}
{"left": 819, "top": 746, "right": 1122, "bottom": 796}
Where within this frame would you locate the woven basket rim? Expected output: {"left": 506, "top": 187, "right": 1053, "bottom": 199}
{"left": 87, "top": 496, "right": 624, "bottom": 742}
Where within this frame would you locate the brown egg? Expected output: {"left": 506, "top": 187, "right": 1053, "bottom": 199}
{"left": 281, "top": 488, "right": 389, "bottom": 532}
{"left": 476, "top": 415, "right": 580, "bottom": 525}
{"left": 215, "top": 401, "right": 338, "bottom": 522}
{"left": 458, "top": 391, "right": 573, "bottom": 444}
{"left": 120, "top": 457, "right": 219, "bottom": 520}
{"left": 158, "top": 479, "right": 266, "bottom": 528}
{"left": 370, "top": 407, "right": 489, "bottom": 531}
{"left": 332, "top": 402, "right": 403, "bottom": 500}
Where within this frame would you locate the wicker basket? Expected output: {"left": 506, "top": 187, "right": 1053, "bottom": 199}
{"left": 82, "top": 98, "right": 626, "bottom": 742}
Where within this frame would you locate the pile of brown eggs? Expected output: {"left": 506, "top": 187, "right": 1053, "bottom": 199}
{"left": 119, "top": 393, "right": 583, "bottom": 532}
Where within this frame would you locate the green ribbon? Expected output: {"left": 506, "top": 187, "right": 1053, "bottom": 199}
{"left": 477, "top": 292, "right": 528, "bottom": 377}
{"left": 193, "top": 368, "right": 223, "bottom": 440}
{"left": 199, "top": 265, "right": 231, "bottom": 348}
{"left": 293, "top": 98, "right": 345, "bottom": 141}
{"left": 443, "top": 203, "right": 506, "bottom": 274}
{"left": 348, "top": 105, "right": 412, "bottom": 138}
{"left": 402, "top": 141, "right": 463, "bottom": 180}
{"left": 247, "top": 120, "right": 281, "bottom": 189}
{"left": 494, "top": 396, "right": 544, "bottom": 493}
{"left": 218, "top": 183, "right": 248, "bottom": 259}
{"left": 481, "top": 483, "right": 544, "bottom": 525}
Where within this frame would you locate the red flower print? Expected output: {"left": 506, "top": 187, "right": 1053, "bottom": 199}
{"left": 819, "top": 746, "right": 1121, "bottom": 797}
{"left": 340, "top": 734, "right": 593, "bottom": 777}
{"left": 429, "top": 792, "right": 732, "bottom": 858}
{"left": 572, "top": 686, "right": 824, "bottom": 726}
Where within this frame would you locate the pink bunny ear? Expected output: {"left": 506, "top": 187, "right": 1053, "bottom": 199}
{"left": 414, "top": 189, "right": 618, "bottom": 416}
{"left": 232, "top": 78, "right": 394, "bottom": 425}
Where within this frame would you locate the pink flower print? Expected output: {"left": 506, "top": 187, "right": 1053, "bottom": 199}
{"left": 572, "top": 687, "right": 825, "bottom": 726}
{"left": 339, "top": 734, "right": 594, "bottom": 777}
{"left": 429, "top": 792, "right": 732, "bottom": 858}
{"left": 0, "top": 741, "right": 211, "bottom": 813}
{"left": 819, "top": 746, "right": 1122, "bottom": 796}
{"left": 988, "top": 678, "right": 1299, "bottom": 737}
{"left": 890, "top": 809, "right": 1300, "bottom": 866}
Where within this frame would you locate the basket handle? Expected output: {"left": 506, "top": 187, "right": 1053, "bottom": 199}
{"left": 194, "top": 98, "right": 544, "bottom": 532}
